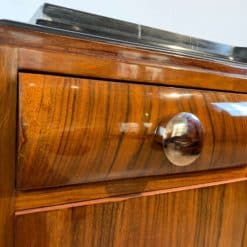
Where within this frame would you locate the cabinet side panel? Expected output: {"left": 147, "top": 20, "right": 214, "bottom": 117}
{"left": 0, "top": 46, "right": 17, "bottom": 246}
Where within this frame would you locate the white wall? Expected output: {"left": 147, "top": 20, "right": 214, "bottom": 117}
{"left": 0, "top": 0, "right": 246, "bottom": 46}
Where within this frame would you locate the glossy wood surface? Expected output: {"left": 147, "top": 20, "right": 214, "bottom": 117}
{"left": 15, "top": 181, "right": 247, "bottom": 247}
{"left": 0, "top": 46, "right": 17, "bottom": 246}
{"left": 16, "top": 166, "right": 247, "bottom": 211}
{"left": 0, "top": 22, "right": 246, "bottom": 247}
{"left": 1, "top": 23, "right": 247, "bottom": 93}
{"left": 18, "top": 72, "right": 247, "bottom": 189}
{"left": 18, "top": 48, "right": 247, "bottom": 93}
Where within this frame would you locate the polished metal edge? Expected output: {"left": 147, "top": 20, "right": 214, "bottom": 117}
{"left": 28, "top": 3, "right": 247, "bottom": 64}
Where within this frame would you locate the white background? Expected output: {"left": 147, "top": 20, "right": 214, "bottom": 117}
{"left": 0, "top": 0, "right": 245, "bottom": 46}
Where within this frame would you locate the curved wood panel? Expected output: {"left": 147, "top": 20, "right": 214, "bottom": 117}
{"left": 18, "top": 48, "right": 247, "bottom": 93}
{"left": 1, "top": 24, "right": 247, "bottom": 93}
{"left": 15, "top": 181, "right": 247, "bottom": 247}
{"left": 18, "top": 73, "right": 247, "bottom": 189}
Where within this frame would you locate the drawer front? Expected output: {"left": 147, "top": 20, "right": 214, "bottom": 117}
{"left": 18, "top": 73, "right": 247, "bottom": 189}
{"left": 15, "top": 182, "right": 247, "bottom": 247}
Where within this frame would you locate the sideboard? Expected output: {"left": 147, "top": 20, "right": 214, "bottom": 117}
{"left": 0, "top": 15, "right": 246, "bottom": 246}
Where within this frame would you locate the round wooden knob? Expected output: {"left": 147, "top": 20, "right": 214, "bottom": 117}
{"left": 155, "top": 112, "right": 203, "bottom": 166}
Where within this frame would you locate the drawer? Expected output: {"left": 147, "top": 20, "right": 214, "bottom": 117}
{"left": 15, "top": 182, "right": 247, "bottom": 247}
{"left": 18, "top": 73, "right": 247, "bottom": 189}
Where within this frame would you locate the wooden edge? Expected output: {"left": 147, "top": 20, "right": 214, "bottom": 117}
{"left": 16, "top": 178, "right": 247, "bottom": 216}
{"left": 18, "top": 48, "right": 247, "bottom": 93}
{"left": 15, "top": 166, "right": 247, "bottom": 214}
{"left": 0, "top": 46, "right": 17, "bottom": 246}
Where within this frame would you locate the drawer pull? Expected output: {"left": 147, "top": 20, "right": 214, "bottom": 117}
{"left": 155, "top": 113, "right": 203, "bottom": 166}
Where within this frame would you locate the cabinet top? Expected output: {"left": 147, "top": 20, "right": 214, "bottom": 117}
{"left": 0, "top": 3, "right": 246, "bottom": 67}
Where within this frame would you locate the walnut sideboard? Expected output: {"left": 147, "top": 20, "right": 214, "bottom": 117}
{"left": 0, "top": 18, "right": 247, "bottom": 247}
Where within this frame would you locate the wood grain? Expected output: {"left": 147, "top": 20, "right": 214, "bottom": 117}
{"left": 18, "top": 72, "right": 247, "bottom": 189}
{"left": 15, "top": 181, "right": 247, "bottom": 247}
{"left": 15, "top": 166, "right": 247, "bottom": 211}
{"left": 0, "top": 46, "right": 17, "bottom": 246}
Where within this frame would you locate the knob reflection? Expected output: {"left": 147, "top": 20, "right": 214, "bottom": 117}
{"left": 156, "top": 112, "right": 203, "bottom": 166}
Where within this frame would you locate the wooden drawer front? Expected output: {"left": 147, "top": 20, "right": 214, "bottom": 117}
{"left": 18, "top": 73, "right": 247, "bottom": 189}
{"left": 15, "top": 182, "right": 247, "bottom": 247}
